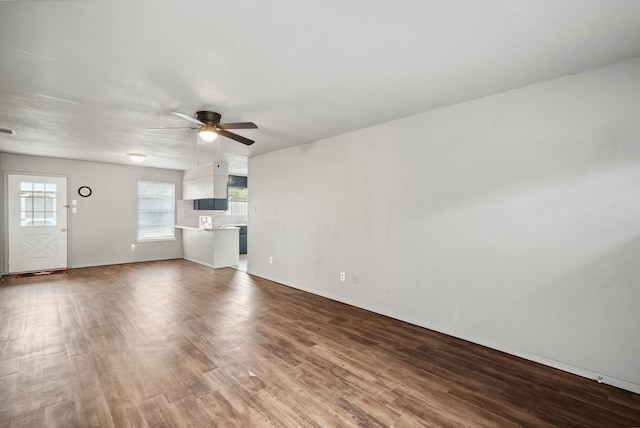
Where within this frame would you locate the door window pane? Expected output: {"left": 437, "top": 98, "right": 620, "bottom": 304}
{"left": 20, "top": 181, "right": 57, "bottom": 227}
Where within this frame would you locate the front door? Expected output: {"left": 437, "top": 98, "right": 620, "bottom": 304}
{"left": 7, "top": 174, "right": 68, "bottom": 273}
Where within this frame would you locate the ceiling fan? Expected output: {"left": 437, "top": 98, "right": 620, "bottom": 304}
{"left": 150, "top": 111, "right": 258, "bottom": 145}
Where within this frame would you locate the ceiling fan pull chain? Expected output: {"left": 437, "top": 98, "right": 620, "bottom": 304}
{"left": 197, "top": 135, "right": 201, "bottom": 165}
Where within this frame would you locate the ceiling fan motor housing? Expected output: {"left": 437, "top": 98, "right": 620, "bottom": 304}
{"left": 196, "top": 111, "right": 222, "bottom": 124}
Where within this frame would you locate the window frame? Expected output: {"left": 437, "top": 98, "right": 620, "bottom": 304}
{"left": 19, "top": 181, "right": 58, "bottom": 227}
{"left": 226, "top": 175, "right": 248, "bottom": 217}
{"left": 137, "top": 180, "right": 176, "bottom": 242}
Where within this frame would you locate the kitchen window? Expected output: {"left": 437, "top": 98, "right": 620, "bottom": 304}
{"left": 227, "top": 175, "right": 248, "bottom": 216}
{"left": 137, "top": 181, "right": 175, "bottom": 241}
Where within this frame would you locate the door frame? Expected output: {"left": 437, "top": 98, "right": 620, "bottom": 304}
{"left": 3, "top": 171, "right": 70, "bottom": 275}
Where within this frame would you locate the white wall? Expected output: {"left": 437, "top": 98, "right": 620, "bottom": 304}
{"left": 1, "top": 154, "right": 183, "bottom": 271}
{"left": 248, "top": 59, "right": 640, "bottom": 393}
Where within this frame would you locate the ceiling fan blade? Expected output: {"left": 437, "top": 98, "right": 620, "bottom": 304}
{"left": 147, "top": 127, "right": 198, "bottom": 131}
{"left": 216, "top": 129, "right": 255, "bottom": 146}
{"left": 216, "top": 122, "right": 258, "bottom": 130}
{"left": 172, "top": 111, "right": 205, "bottom": 126}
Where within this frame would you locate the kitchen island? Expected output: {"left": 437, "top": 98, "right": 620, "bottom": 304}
{"left": 176, "top": 225, "right": 239, "bottom": 269}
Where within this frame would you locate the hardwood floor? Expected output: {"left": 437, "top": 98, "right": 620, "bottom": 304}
{"left": 1, "top": 259, "right": 638, "bottom": 427}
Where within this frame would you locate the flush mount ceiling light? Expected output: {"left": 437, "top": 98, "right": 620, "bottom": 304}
{"left": 128, "top": 153, "right": 146, "bottom": 162}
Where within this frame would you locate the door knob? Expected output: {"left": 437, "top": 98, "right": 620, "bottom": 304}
{"left": 61, "top": 228, "right": 66, "bottom": 232}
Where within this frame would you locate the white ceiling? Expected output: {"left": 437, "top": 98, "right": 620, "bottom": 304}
{"left": 1, "top": 1, "right": 640, "bottom": 174}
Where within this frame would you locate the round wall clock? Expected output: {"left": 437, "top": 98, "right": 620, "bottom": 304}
{"left": 78, "top": 186, "right": 92, "bottom": 197}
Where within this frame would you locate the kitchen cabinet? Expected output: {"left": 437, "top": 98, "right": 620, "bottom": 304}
{"left": 183, "top": 176, "right": 214, "bottom": 200}
{"left": 182, "top": 161, "right": 228, "bottom": 201}
{"left": 239, "top": 226, "right": 247, "bottom": 254}
{"left": 194, "top": 198, "right": 228, "bottom": 211}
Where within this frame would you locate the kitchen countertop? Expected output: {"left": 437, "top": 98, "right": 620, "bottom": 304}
{"left": 175, "top": 225, "right": 240, "bottom": 231}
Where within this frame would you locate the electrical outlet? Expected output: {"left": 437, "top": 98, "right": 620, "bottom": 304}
{"left": 130, "top": 244, "right": 135, "bottom": 251}
{"left": 269, "top": 256, "right": 273, "bottom": 265}
{"left": 339, "top": 272, "right": 346, "bottom": 282}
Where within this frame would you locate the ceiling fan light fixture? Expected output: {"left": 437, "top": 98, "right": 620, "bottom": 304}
{"left": 168, "top": 110, "right": 256, "bottom": 146}
{"left": 198, "top": 125, "right": 218, "bottom": 142}
{"left": 128, "top": 153, "right": 146, "bottom": 162}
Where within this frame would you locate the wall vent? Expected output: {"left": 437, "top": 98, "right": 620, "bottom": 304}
{"left": 0, "top": 128, "right": 16, "bottom": 135}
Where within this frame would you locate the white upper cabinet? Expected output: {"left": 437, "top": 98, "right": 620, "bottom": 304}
{"left": 183, "top": 176, "right": 214, "bottom": 200}
{"left": 182, "top": 162, "right": 228, "bottom": 200}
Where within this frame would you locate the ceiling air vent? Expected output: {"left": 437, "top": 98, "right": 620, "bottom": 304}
{"left": 0, "top": 128, "right": 16, "bottom": 135}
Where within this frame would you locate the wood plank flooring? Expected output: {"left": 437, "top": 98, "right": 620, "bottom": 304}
{"left": 1, "top": 259, "right": 639, "bottom": 427}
